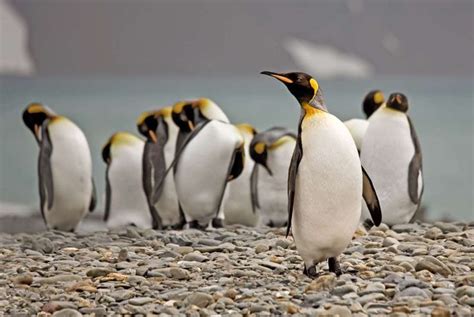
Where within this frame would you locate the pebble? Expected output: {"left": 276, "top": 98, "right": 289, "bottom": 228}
{"left": 415, "top": 256, "right": 452, "bottom": 276}
{"left": 0, "top": 223, "right": 471, "bottom": 315}
{"left": 185, "top": 292, "right": 214, "bottom": 308}
{"left": 51, "top": 309, "right": 82, "bottom": 317}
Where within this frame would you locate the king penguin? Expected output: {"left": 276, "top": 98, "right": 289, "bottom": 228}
{"left": 102, "top": 132, "right": 151, "bottom": 228}
{"left": 249, "top": 127, "right": 296, "bottom": 227}
{"left": 22, "top": 103, "right": 96, "bottom": 232}
{"left": 137, "top": 107, "right": 184, "bottom": 229}
{"left": 169, "top": 98, "right": 245, "bottom": 229}
{"left": 224, "top": 123, "right": 259, "bottom": 227}
{"left": 261, "top": 71, "right": 382, "bottom": 277}
{"left": 344, "top": 90, "right": 385, "bottom": 152}
{"left": 360, "top": 93, "right": 423, "bottom": 225}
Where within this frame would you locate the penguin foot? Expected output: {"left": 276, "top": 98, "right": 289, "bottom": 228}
{"left": 212, "top": 218, "right": 224, "bottom": 228}
{"left": 303, "top": 265, "right": 318, "bottom": 278}
{"left": 328, "top": 257, "right": 342, "bottom": 276}
{"left": 188, "top": 220, "right": 207, "bottom": 230}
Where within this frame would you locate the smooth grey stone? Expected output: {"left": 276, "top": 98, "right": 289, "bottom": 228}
{"left": 434, "top": 222, "right": 461, "bottom": 233}
{"left": 183, "top": 252, "right": 208, "bottom": 262}
{"left": 52, "top": 309, "right": 82, "bottom": 317}
{"left": 332, "top": 285, "right": 358, "bottom": 296}
{"left": 128, "top": 297, "right": 154, "bottom": 306}
{"left": 86, "top": 268, "right": 115, "bottom": 278}
{"left": 395, "top": 287, "right": 431, "bottom": 299}
{"left": 398, "top": 278, "right": 431, "bottom": 290}
{"left": 185, "top": 292, "right": 214, "bottom": 308}
{"left": 415, "top": 256, "right": 452, "bottom": 276}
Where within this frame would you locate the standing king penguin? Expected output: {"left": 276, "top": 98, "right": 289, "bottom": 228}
{"left": 249, "top": 127, "right": 296, "bottom": 227}
{"left": 102, "top": 132, "right": 150, "bottom": 228}
{"left": 360, "top": 93, "right": 423, "bottom": 225}
{"left": 22, "top": 103, "right": 96, "bottom": 231}
{"left": 224, "top": 123, "right": 259, "bottom": 227}
{"left": 261, "top": 72, "right": 382, "bottom": 277}
{"left": 170, "top": 98, "right": 245, "bottom": 229}
{"left": 137, "top": 107, "right": 183, "bottom": 229}
{"left": 344, "top": 90, "right": 385, "bottom": 152}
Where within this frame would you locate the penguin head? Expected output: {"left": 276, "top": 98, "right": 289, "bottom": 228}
{"left": 249, "top": 141, "right": 272, "bottom": 176}
{"left": 363, "top": 90, "right": 385, "bottom": 118}
{"left": 386, "top": 93, "right": 409, "bottom": 113}
{"left": 22, "top": 102, "right": 56, "bottom": 142}
{"left": 261, "top": 71, "right": 326, "bottom": 110}
{"left": 172, "top": 101, "right": 196, "bottom": 132}
{"left": 102, "top": 132, "right": 141, "bottom": 164}
{"left": 137, "top": 111, "right": 165, "bottom": 143}
{"left": 192, "top": 98, "right": 227, "bottom": 123}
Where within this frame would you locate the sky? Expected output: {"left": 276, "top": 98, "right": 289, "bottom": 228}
{"left": 5, "top": 0, "right": 474, "bottom": 77}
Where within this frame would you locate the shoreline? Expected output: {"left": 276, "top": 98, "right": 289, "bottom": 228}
{"left": 0, "top": 222, "right": 473, "bottom": 315}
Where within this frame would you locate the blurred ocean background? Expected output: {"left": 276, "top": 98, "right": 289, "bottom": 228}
{"left": 0, "top": 0, "right": 472, "bottom": 223}
{"left": 0, "top": 75, "right": 472, "bottom": 221}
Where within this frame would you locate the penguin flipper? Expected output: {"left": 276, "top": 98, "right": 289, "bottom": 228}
{"left": 103, "top": 165, "right": 112, "bottom": 221}
{"left": 407, "top": 116, "right": 423, "bottom": 205}
{"left": 250, "top": 164, "right": 259, "bottom": 214}
{"left": 156, "top": 120, "right": 211, "bottom": 197}
{"left": 142, "top": 142, "right": 165, "bottom": 230}
{"left": 361, "top": 166, "right": 382, "bottom": 226}
{"left": 286, "top": 133, "right": 303, "bottom": 237}
{"left": 38, "top": 125, "right": 54, "bottom": 223}
{"left": 88, "top": 178, "right": 97, "bottom": 212}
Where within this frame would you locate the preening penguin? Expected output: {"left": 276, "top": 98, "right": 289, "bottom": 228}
{"left": 137, "top": 107, "right": 183, "bottom": 229}
{"left": 360, "top": 93, "right": 423, "bottom": 225}
{"left": 22, "top": 103, "right": 96, "bottom": 232}
{"left": 261, "top": 71, "right": 382, "bottom": 277}
{"left": 249, "top": 127, "right": 296, "bottom": 227}
{"left": 170, "top": 98, "right": 245, "bottom": 229}
{"left": 344, "top": 90, "right": 385, "bottom": 151}
{"left": 224, "top": 123, "right": 259, "bottom": 227}
{"left": 102, "top": 132, "right": 150, "bottom": 228}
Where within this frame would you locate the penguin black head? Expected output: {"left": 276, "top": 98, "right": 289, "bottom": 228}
{"left": 386, "top": 93, "right": 409, "bottom": 113}
{"left": 249, "top": 141, "right": 272, "bottom": 175}
{"left": 172, "top": 101, "right": 195, "bottom": 132}
{"left": 22, "top": 102, "right": 55, "bottom": 142}
{"left": 363, "top": 90, "right": 385, "bottom": 118}
{"left": 102, "top": 139, "right": 112, "bottom": 164}
{"left": 261, "top": 71, "right": 326, "bottom": 111}
{"left": 137, "top": 111, "right": 168, "bottom": 143}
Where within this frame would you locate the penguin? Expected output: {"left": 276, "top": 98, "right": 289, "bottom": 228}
{"left": 102, "top": 132, "right": 151, "bottom": 228}
{"left": 261, "top": 71, "right": 382, "bottom": 277}
{"left": 224, "top": 123, "right": 259, "bottom": 227}
{"left": 360, "top": 93, "right": 423, "bottom": 225}
{"left": 249, "top": 127, "right": 297, "bottom": 227}
{"left": 168, "top": 98, "right": 245, "bottom": 229}
{"left": 344, "top": 90, "right": 385, "bottom": 151}
{"left": 22, "top": 103, "right": 96, "bottom": 232}
{"left": 137, "top": 107, "right": 183, "bottom": 229}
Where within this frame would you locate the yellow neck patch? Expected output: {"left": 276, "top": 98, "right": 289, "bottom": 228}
{"left": 136, "top": 111, "right": 153, "bottom": 125}
{"left": 374, "top": 92, "right": 384, "bottom": 104}
{"left": 27, "top": 103, "right": 47, "bottom": 114}
{"left": 173, "top": 101, "right": 187, "bottom": 114}
{"left": 268, "top": 136, "right": 295, "bottom": 150}
{"left": 110, "top": 132, "right": 140, "bottom": 147}
{"left": 236, "top": 123, "right": 256, "bottom": 136}
{"left": 158, "top": 106, "right": 172, "bottom": 118}
{"left": 254, "top": 142, "right": 265, "bottom": 154}
{"left": 302, "top": 102, "right": 322, "bottom": 118}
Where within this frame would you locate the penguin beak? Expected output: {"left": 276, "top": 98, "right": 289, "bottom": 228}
{"left": 33, "top": 124, "right": 42, "bottom": 142}
{"left": 262, "top": 162, "right": 273, "bottom": 176}
{"left": 260, "top": 71, "right": 293, "bottom": 84}
{"left": 148, "top": 130, "right": 158, "bottom": 143}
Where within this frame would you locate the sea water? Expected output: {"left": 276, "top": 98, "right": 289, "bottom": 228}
{"left": 0, "top": 75, "right": 472, "bottom": 221}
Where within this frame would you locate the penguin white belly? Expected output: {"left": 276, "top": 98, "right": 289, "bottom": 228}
{"left": 175, "top": 121, "right": 241, "bottom": 226}
{"left": 292, "top": 113, "right": 361, "bottom": 267}
{"left": 46, "top": 119, "right": 92, "bottom": 231}
{"left": 107, "top": 142, "right": 151, "bottom": 229}
{"left": 225, "top": 155, "right": 257, "bottom": 226}
{"left": 361, "top": 108, "right": 416, "bottom": 225}
{"left": 258, "top": 141, "right": 295, "bottom": 227}
{"left": 154, "top": 124, "right": 181, "bottom": 226}
{"left": 344, "top": 118, "right": 368, "bottom": 151}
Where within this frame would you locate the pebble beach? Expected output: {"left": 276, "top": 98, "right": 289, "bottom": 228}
{"left": 1, "top": 222, "right": 473, "bottom": 316}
